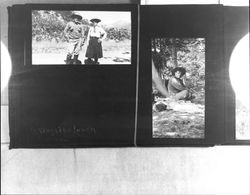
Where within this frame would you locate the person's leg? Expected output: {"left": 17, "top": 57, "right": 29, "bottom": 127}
{"left": 65, "top": 54, "right": 72, "bottom": 64}
{"left": 94, "top": 58, "right": 99, "bottom": 64}
{"left": 186, "top": 91, "right": 195, "bottom": 100}
{"left": 92, "top": 38, "right": 100, "bottom": 64}
{"left": 65, "top": 41, "right": 75, "bottom": 64}
{"left": 96, "top": 39, "right": 102, "bottom": 64}
{"left": 73, "top": 40, "right": 83, "bottom": 64}
{"left": 174, "top": 90, "right": 189, "bottom": 100}
{"left": 73, "top": 55, "right": 79, "bottom": 64}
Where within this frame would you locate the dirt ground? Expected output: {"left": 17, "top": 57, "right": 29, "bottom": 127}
{"left": 32, "top": 39, "right": 131, "bottom": 65}
{"left": 153, "top": 99, "right": 205, "bottom": 139}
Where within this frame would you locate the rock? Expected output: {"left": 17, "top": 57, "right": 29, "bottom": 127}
{"left": 153, "top": 98, "right": 205, "bottom": 138}
{"left": 113, "top": 57, "right": 130, "bottom": 62}
{"left": 153, "top": 102, "right": 168, "bottom": 112}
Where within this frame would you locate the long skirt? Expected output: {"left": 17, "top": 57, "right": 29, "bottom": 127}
{"left": 85, "top": 37, "right": 103, "bottom": 59}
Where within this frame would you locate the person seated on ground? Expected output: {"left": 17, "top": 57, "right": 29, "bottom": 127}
{"left": 167, "top": 67, "right": 193, "bottom": 101}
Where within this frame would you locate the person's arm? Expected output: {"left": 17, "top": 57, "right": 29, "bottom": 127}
{"left": 99, "top": 27, "right": 107, "bottom": 42}
{"left": 64, "top": 23, "right": 70, "bottom": 41}
{"left": 85, "top": 27, "right": 91, "bottom": 46}
{"left": 80, "top": 25, "right": 84, "bottom": 38}
{"left": 80, "top": 25, "right": 86, "bottom": 45}
{"left": 182, "top": 75, "right": 187, "bottom": 86}
{"left": 171, "top": 77, "right": 186, "bottom": 91}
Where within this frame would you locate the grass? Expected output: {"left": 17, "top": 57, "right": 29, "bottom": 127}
{"left": 102, "top": 39, "right": 131, "bottom": 52}
{"left": 32, "top": 39, "right": 131, "bottom": 54}
{"left": 236, "top": 99, "right": 250, "bottom": 140}
{"left": 32, "top": 39, "right": 131, "bottom": 64}
{"left": 32, "top": 40, "right": 67, "bottom": 54}
{"left": 153, "top": 100, "right": 205, "bottom": 139}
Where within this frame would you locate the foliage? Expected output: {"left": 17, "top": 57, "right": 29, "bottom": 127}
{"left": 152, "top": 38, "right": 205, "bottom": 139}
{"left": 153, "top": 103, "right": 205, "bottom": 138}
{"left": 104, "top": 27, "right": 131, "bottom": 41}
{"left": 33, "top": 10, "right": 72, "bottom": 42}
{"left": 152, "top": 38, "right": 205, "bottom": 93}
{"left": 32, "top": 11, "right": 131, "bottom": 42}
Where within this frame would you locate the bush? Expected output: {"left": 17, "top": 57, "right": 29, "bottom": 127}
{"left": 32, "top": 11, "right": 131, "bottom": 43}
{"left": 105, "top": 27, "right": 131, "bottom": 41}
{"left": 32, "top": 10, "right": 67, "bottom": 42}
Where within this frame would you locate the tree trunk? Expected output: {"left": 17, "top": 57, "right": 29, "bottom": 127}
{"left": 164, "top": 39, "right": 169, "bottom": 68}
{"left": 170, "top": 38, "right": 178, "bottom": 67}
{"left": 160, "top": 38, "right": 163, "bottom": 53}
{"left": 153, "top": 39, "right": 156, "bottom": 52}
{"left": 152, "top": 61, "right": 169, "bottom": 97}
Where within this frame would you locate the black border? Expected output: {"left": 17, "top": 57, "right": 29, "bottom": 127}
{"left": 8, "top": 4, "right": 249, "bottom": 148}
{"left": 8, "top": 3, "right": 139, "bottom": 148}
{"left": 223, "top": 6, "right": 250, "bottom": 145}
{"left": 136, "top": 5, "right": 225, "bottom": 146}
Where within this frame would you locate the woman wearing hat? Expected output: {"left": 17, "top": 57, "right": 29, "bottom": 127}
{"left": 64, "top": 14, "right": 86, "bottom": 64}
{"left": 85, "top": 18, "right": 107, "bottom": 64}
{"left": 167, "top": 67, "right": 193, "bottom": 100}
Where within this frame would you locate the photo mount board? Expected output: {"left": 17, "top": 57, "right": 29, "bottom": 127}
{"left": 136, "top": 5, "right": 225, "bottom": 146}
{"left": 7, "top": 4, "right": 249, "bottom": 148}
{"left": 8, "top": 4, "right": 139, "bottom": 148}
{"left": 223, "top": 6, "right": 250, "bottom": 145}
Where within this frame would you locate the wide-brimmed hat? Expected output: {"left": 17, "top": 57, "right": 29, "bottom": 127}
{"left": 172, "top": 67, "right": 186, "bottom": 77}
{"left": 71, "top": 14, "right": 82, "bottom": 20}
{"left": 90, "top": 18, "right": 101, "bottom": 23}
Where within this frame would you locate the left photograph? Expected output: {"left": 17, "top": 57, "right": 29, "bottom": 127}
{"left": 32, "top": 10, "right": 131, "bottom": 65}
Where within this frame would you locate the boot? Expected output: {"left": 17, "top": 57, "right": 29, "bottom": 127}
{"left": 94, "top": 58, "right": 99, "bottom": 65}
{"left": 65, "top": 54, "right": 72, "bottom": 64}
{"left": 73, "top": 55, "right": 79, "bottom": 64}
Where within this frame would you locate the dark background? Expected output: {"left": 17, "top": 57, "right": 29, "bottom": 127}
{"left": 224, "top": 6, "right": 249, "bottom": 145}
{"left": 137, "top": 5, "right": 226, "bottom": 146}
{"left": 8, "top": 4, "right": 138, "bottom": 148}
{"left": 7, "top": 4, "right": 249, "bottom": 147}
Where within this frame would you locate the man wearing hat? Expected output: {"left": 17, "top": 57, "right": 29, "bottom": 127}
{"left": 64, "top": 14, "right": 86, "bottom": 64}
{"left": 85, "top": 18, "right": 107, "bottom": 64}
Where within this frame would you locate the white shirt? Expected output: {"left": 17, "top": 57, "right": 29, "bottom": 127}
{"left": 88, "top": 26, "right": 106, "bottom": 39}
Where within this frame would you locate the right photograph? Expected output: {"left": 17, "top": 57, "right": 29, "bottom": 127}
{"left": 152, "top": 38, "right": 205, "bottom": 139}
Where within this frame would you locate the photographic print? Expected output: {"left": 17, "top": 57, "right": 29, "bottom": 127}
{"left": 152, "top": 38, "right": 205, "bottom": 139}
{"left": 230, "top": 34, "right": 250, "bottom": 140}
{"left": 32, "top": 10, "right": 131, "bottom": 65}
